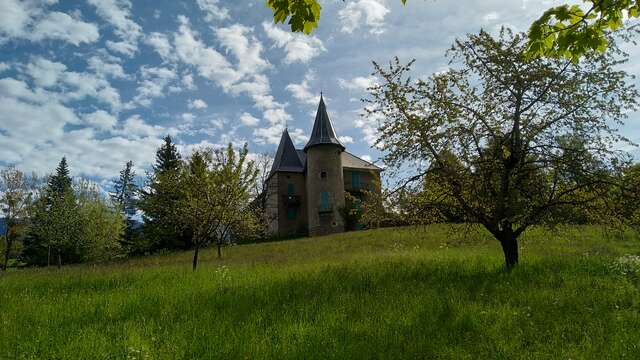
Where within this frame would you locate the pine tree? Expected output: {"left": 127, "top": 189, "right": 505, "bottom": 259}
{"left": 47, "top": 157, "right": 72, "bottom": 197}
{"left": 112, "top": 161, "right": 137, "bottom": 219}
{"left": 154, "top": 135, "right": 181, "bottom": 174}
{"left": 111, "top": 161, "right": 139, "bottom": 251}
{"left": 23, "top": 157, "right": 81, "bottom": 267}
{"left": 138, "top": 136, "right": 191, "bottom": 252}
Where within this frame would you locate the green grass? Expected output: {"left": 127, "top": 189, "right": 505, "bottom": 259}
{"left": 1, "top": 225, "right": 640, "bottom": 359}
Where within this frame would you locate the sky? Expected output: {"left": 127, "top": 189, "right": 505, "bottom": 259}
{"left": 1, "top": 0, "right": 639, "bottom": 188}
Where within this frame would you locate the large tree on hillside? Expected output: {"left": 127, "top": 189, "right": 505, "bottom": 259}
{"left": 367, "top": 29, "right": 638, "bottom": 269}
{"left": 178, "top": 144, "right": 258, "bottom": 270}
{"left": 138, "top": 136, "right": 189, "bottom": 251}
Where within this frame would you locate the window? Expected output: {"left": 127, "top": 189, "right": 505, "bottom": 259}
{"left": 287, "top": 183, "right": 295, "bottom": 195}
{"left": 287, "top": 207, "right": 297, "bottom": 220}
{"left": 320, "top": 191, "right": 330, "bottom": 211}
{"left": 351, "top": 171, "right": 361, "bottom": 189}
{"left": 320, "top": 171, "right": 327, "bottom": 180}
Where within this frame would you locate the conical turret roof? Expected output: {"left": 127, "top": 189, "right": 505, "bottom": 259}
{"left": 303, "top": 95, "right": 345, "bottom": 152}
{"left": 270, "top": 129, "right": 305, "bottom": 176}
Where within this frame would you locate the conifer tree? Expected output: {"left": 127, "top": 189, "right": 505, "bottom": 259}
{"left": 24, "top": 157, "right": 81, "bottom": 267}
{"left": 138, "top": 136, "right": 190, "bottom": 251}
{"left": 112, "top": 161, "right": 138, "bottom": 219}
{"left": 111, "top": 161, "right": 139, "bottom": 249}
{"left": 47, "top": 157, "right": 72, "bottom": 197}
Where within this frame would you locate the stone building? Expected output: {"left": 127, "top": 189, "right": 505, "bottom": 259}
{"left": 265, "top": 95, "right": 382, "bottom": 237}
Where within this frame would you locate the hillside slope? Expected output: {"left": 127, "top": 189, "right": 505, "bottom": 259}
{"left": 1, "top": 225, "right": 640, "bottom": 359}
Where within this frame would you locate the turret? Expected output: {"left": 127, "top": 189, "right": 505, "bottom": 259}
{"left": 304, "top": 95, "right": 345, "bottom": 236}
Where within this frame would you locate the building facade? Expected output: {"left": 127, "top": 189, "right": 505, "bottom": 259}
{"left": 265, "top": 96, "right": 382, "bottom": 237}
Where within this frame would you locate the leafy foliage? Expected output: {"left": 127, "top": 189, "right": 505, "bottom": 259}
{"left": 266, "top": 1, "right": 637, "bottom": 61}
{"left": 267, "top": 0, "right": 322, "bottom": 34}
{"left": 367, "top": 29, "right": 638, "bottom": 268}
{"left": 177, "top": 143, "right": 258, "bottom": 269}
{"left": 0, "top": 168, "right": 37, "bottom": 270}
{"left": 77, "top": 180, "right": 124, "bottom": 262}
{"left": 527, "top": 1, "right": 640, "bottom": 61}
{"left": 138, "top": 136, "right": 190, "bottom": 252}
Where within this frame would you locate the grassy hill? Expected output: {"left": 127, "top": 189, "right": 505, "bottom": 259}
{"left": 1, "top": 225, "right": 640, "bottom": 359}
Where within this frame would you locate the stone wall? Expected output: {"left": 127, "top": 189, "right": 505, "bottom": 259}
{"left": 305, "top": 144, "right": 345, "bottom": 236}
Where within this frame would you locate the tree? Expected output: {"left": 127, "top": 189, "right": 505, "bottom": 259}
{"left": 178, "top": 144, "right": 258, "bottom": 270}
{"left": 25, "top": 157, "right": 82, "bottom": 268}
{"left": 111, "top": 161, "right": 139, "bottom": 246}
{"left": 112, "top": 161, "right": 137, "bottom": 220}
{"left": 527, "top": 1, "right": 640, "bottom": 61}
{"left": 367, "top": 29, "right": 638, "bottom": 270}
{"left": 47, "top": 157, "right": 72, "bottom": 196}
{"left": 138, "top": 136, "right": 189, "bottom": 252}
{"left": 267, "top": 1, "right": 638, "bottom": 60}
{"left": 77, "top": 180, "right": 124, "bottom": 262}
{"left": 0, "top": 167, "right": 37, "bottom": 270}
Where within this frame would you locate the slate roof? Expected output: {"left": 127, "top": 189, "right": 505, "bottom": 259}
{"left": 269, "top": 129, "right": 305, "bottom": 176}
{"left": 303, "top": 95, "right": 345, "bottom": 152}
{"left": 341, "top": 151, "right": 382, "bottom": 171}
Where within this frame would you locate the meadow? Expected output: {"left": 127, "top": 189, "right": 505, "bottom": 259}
{"left": 1, "top": 225, "right": 640, "bottom": 359}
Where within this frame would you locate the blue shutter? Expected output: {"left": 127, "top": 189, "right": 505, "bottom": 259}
{"left": 320, "top": 191, "right": 329, "bottom": 211}
{"left": 352, "top": 172, "right": 361, "bottom": 189}
{"left": 287, "top": 183, "right": 295, "bottom": 195}
{"left": 287, "top": 207, "right": 297, "bottom": 220}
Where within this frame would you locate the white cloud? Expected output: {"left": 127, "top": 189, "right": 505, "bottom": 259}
{"left": 339, "top": 136, "right": 354, "bottom": 144}
{"left": 239, "top": 112, "right": 259, "bottom": 127}
{"left": 174, "top": 16, "right": 241, "bottom": 89}
{"left": 120, "top": 115, "right": 178, "bottom": 139}
{"left": 188, "top": 99, "right": 208, "bottom": 109}
{"left": 174, "top": 16, "right": 298, "bottom": 146}
{"left": 132, "top": 66, "right": 177, "bottom": 106}
{"left": 84, "top": 110, "right": 118, "bottom": 131}
{"left": 355, "top": 106, "right": 383, "bottom": 147}
{"left": 262, "top": 22, "right": 325, "bottom": 64}
{"left": 360, "top": 154, "right": 373, "bottom": 163}
{"left": 145, "top": 32, "right": 174, "bottom": 61}
{"left": 30, "top": 11, "right": 100, "bottom": 45}
{"left": 338, "top": 76, "right": 377, "bottom": 92}
{"left": 182, "top": 112, "right": 195, "bottom": 122}
{"left": 0, "top": 0, "right": 99, "bottom": 45}
{"left": 87, "top": 0, "right": 142, "bottom": 57}
{"left": 0, "top": 78, "right": 163, "bottom": 179}
{"left": 338, "top": 0, "right": 390, "bottom": 35}
{"left": 196, "top": 0, "right": 230, "bottom": 22}
{"left": 0, "top": 63, "right": 9, "bottom": 72}
{"left": 215, "top": 24, "right": 270, "bottom": 76}
{"left": 25, "top": 57, "right": 122, "bottom": 110}
{"left": 25, "top": 57, "right": 67, "bottom": 88}
{"left": 88, "top": 56, "right": 127, "bottom": 79}
{"left": 182, "top": 73, "right": 196, "bottom": 90}
{"left": 286, "top": 71, "right": 319, "bottom": 106}
{"left": 483, "top": 12, "right": 500, "bottom": 23}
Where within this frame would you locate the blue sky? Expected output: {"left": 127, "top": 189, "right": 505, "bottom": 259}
{"left": 1, "top": 0, "right": 638, "bottom": 186}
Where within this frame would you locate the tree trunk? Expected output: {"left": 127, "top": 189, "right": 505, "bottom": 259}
{"left": 57, "top": 249, "right": 62, "bottom": 269}
{"left": 192, "top": 245, "right": 199, "bottom": 271}
{"left": 216, "top": 239, "right": 221, "bottom": 258}
{"left": 500, "top": 236, "right": 519, "bottom": 271}
{"left": 2, "top": 241, "right": 9, "bottom": 271}
{"left": 2, "top": 231, "right": 10, "bottom": 271}
{"left": 47, "top": 244, "right": 51, "bottom": 267}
